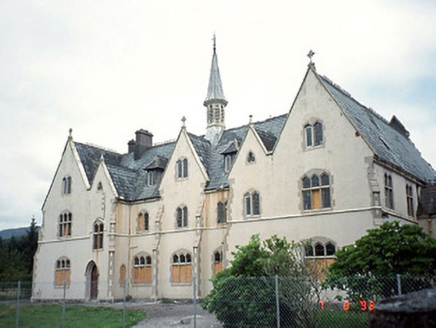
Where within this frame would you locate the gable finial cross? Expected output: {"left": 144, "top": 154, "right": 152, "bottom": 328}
{"left": 181, "top": 116, "right": 186, "bottom": 128}
{"left": 307, "top": 50, "right": 315, "bottom": 64}
{"left": 68, "top": 128, "right": 73, "bottom": 141}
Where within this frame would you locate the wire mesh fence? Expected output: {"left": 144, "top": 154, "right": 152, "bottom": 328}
{"left": 0, "top": 275, "right": 435, "bottom": 327}
{"left": 203, "top": 275, "right": 436, "bottom": 328}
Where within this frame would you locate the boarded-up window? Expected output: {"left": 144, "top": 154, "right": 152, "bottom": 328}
{"left": 305, "top": 241, "right": 336, "bottom": 280}
{"left": 133, "top": 256, "right": 152, "bottom": 285}
{"left": 119, "top": 265, "right": 126, "bottom": 285}
{"left": 213, "top": 251, "right": 223, "bottom": 276}
{"left": 55, "top": 258, "right": 70, "bottom": 287}
{"left": 172, "top": 252, "right": 192, "bottom": 284}
{"left": 138, "top": 212, "right": 149, "bottom": 232}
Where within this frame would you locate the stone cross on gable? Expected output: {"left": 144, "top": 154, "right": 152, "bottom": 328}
{"left": 307, "top": 50, "right": 315, "bottom": 63}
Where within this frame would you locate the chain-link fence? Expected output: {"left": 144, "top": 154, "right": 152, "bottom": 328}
{"left": 1, "top": 276, "right": 435, "bottom": 327}
{"left": 203, "top": 275, "right": 436, "bottom": 328}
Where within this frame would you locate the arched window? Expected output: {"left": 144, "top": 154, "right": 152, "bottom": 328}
{"left": 59, "top": 212, "right": 72, "bottom": 237}
{"left": 245, "top": 191, "right": 260, "bottom": 216}
{"left": 176, "top": 206, "right": 188, "bottom": 228}
{"left": 176, "top": 158, "right": 188, "bottom": 179}
{"left": 384, "top": 173, "right": 394, "bottom": 209}
{"left": 172, "top": 252, "right": 192, "bottom": 284}
{"left": 302, "top": 172, "right": 331, "bottom": 210}
{"left": 138, "top": 212, "right": 149, "bottom": 232}
{"left": 62, "top": 176, "right": 72, "bottom": 195}
{"left": 133, "top": 255, "right": 152, "bottom": 285}
{"left": 213, "top": 251, "right": 223, "bottom": 276}
{"left": 217, "top": 201, "right": 227, "bottom": 224}
{"left": 304, "top": 122, "right": 323, "bottom": 148}
{"left": 305, "top": 240, "right": 336, "bottom": 278}
{"left": 93, "top": 221, "right": 104, "bottom": 250}
{"left": 55, "top": 257, "right": 71, "bottom": 287}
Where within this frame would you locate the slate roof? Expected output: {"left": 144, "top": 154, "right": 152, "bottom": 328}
{"left": 417, "top": 184, "right": 436, "bottom": 216}
{"left": 204, "top": 48, "right": 227, "bottom": 105}
{"left": 72, "top": 70, "right": 435, "bottom": 202}
{"left": 319, "top": 74, "right": 436, "bottom": 183}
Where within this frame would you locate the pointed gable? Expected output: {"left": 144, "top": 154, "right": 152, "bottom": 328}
{"left": 318, "top": 74, "right": 436, "bottom": 182}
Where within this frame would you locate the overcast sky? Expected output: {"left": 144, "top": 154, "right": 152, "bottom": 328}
{"left": 1, "top": 0, "right": 435, "bottom": 231}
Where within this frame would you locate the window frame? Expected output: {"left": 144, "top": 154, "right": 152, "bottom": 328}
{"left": 176, "top": 206, "right": 188, "bottom": 228}
{"left": 133, "top": 255, "right": 152, "bottom": 285}
{"left": 61, "top": 176, "right": 72, "bottom": 195}
{"left": 302, "top": 172, "right": 331, "bottom": 211}
{"left": 304, "top": 121, "right": 324, "bottom": 149}
{"left": 384, "top": 173, "right": 394, "bottom": 210}
{"left": 244, "top": 191, "right": 260, "bottom": 217}
{"left": 406, "top": 184, "right": 414, "bottom": 218}
{"left": 93, "top": 221, "right": 104, "bottom": 250}
{"left": 55, "top": 257, "right": 71, "bottom": 288}
{"left": 171, "top": 252, "right": 192, "bottom": 284}
{"left": 217, "top": 201, "right": 227, "bottom": 224}
{"left": 59, "top": 212, "right": 72, "bottom": 238}
{"left": 176, "top": 158, "right": 188, "bottom": 179}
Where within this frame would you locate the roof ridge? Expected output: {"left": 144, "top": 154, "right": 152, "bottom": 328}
{"left": 74, "top": 141, "right": 121, "bottom": 155}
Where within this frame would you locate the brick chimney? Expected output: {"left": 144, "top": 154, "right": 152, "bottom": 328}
{"left": 134, "top": 129, "right": 153, "bottom": 160}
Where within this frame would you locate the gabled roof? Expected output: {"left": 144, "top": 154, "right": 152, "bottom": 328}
{"left": 318, "top": 73, "right": 436, "bottom": 183}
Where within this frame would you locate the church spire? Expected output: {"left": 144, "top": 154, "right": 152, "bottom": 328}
{"left": 204, "top": 34, "right": 227, "bottom": 145}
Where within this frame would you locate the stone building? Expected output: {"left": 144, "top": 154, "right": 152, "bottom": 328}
{"left": 32, "top": 42, "right": 436, "bottom": 301}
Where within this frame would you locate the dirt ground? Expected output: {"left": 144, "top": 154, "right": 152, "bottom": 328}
{"left": 110, "top": 301, "right": 223, "bottom": 328}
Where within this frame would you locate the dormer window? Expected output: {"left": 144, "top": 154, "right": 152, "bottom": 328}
{"left": 147, "top": 171, "right": 161, "bottom": 186}
{"left": 224, "top": 154, "right": 234, "bottom": 173}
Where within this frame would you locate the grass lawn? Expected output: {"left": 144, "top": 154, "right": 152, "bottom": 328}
{"left": 0, "top": 304, "right": 146, "bottom": 328}
{"left": 316, "top": 309, "right": 369, "bottom": 328}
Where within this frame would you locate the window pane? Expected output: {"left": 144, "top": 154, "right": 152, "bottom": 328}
{"left": 321, "top": 173, "right": 330, "bottom": 186}
{"left": 186, "top": 254, "right": 192, "bottom": 263}
{"left": 314, "top": 122, "right": 323, "bottom": 146}
{"left": 303, "top": 190, "right": 312, "bottom": 210}
{"left": 173, "top": 255, "right": 179, "bottom": 263}
{"left": 315, "top": 244, "right": 325, "bottom": 256}
{"left": 311, "top": 175, "right": 319, "bottom": 187}
{"left": 305, "top": 125, "right": 313, "bottom": 147}
{"left": 180, "top": 254, "right": 186, "bottom": 263}
{"left": 302, "top": 177, "right": 310, "bottom": 189}
{"left": 245, "top": 194, "right": 251, "bottom": 215}
{"left": 177, "top": 208, "right": 182, "bottom": 227}
{"left": 146, "top": 256, "right": 152, "bottom": 265}
{"left": 305, "top": 245, "right": 314, "bottom": 257}
{"left": 183, "top": 207, "right": 188, "bottom": 227}
{"left": 322, "top": 188, "right": 331, "bottom": 208}
{"left": 326, "top": 243, "right": 335, "bottom": 256}
{"left": 252, "top": 193, "right": 260, "bottom": 215}
{"left": 183, "top": 159, "right": 188, "bottom": 178}
{"left": 177, "top": 160, "right": 182, "bottom": 178}
{"left": 217, "top": 202, "right": 224, "bottom": 223}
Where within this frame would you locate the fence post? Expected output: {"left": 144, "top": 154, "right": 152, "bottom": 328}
{"left": 62, "top": 282, "right": 66, "bottom": 328}
{"left": 123, "top": 279, "right": 127, "bottom": 328}
{"left": 193, "top": 277, "right": 197, "bottom": 328}
{"left": 397, "top": 274, "right": 402, "bottom": 296}
{"left": 275, "top": 275, "right": 280, "bottom": 328}
{"left": 16, "top": 281, "right": 21, "bottom": 328}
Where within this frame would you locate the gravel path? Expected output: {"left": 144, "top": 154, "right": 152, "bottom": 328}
{"left": 113, "top": 301, "right": 223, "bottom": 328}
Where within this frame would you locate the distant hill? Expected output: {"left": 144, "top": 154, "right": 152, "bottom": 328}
{"left": 0, "top": 226, "right": 40, "bottom": 240}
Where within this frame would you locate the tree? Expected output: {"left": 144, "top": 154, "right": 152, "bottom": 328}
{"left": 203, "top": 235, "right": 314, "bottom": 327}
{"left": 328, "top": 221, "right": 436, "bottom": 277}
{"left": 19, "top": 217, "right": 39, "bottom": 274}
{"left": 326, "top": 221, "right": 436, "bottom": 300}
